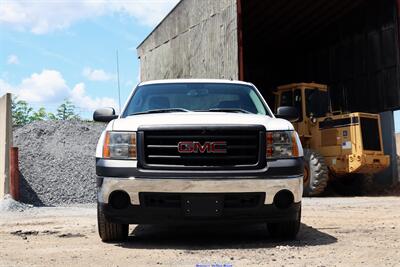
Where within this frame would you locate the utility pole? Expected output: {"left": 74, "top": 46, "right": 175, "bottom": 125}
{"left": 116, "top": 50, "right": 122, "bottom": 114}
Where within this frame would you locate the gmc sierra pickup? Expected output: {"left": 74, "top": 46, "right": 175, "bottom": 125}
{"left": 94, "top": 79, "right": 303, "bottom": 242}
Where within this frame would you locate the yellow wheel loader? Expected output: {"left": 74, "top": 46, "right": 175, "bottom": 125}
{"left": 275, "top": 83, "right": 390, "bottom": 196}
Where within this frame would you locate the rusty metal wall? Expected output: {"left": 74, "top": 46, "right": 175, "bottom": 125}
{"left": 137, "top": 0, "right": 238, "bottom": 82}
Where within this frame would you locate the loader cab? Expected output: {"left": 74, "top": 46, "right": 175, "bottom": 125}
{"left": 275, "top": 83, "right": 330, "bottom": 138}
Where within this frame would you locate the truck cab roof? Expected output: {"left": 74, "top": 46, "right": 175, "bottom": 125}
{"left": 139, "top": 79, "right": 254, "bottom": 87}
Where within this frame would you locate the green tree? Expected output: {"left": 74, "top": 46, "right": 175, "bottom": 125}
{"left": 12, "top": 98, "right": 33, "bottom": 125}
{"left": 11, "top": 97, "right": 80, "bottom": 125}
{"left": 56, "top": 99, "right": 80, "bottom": 120}
{"left": 30, "top": 107, "right": 48, "bottom": 121}
{"left": 12, "top": 96, "right": 57, "bottom": 125}
{"left": 47, "top": 112, "right": 57, "bottom": 120}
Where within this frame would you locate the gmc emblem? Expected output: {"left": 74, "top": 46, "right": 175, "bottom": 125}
{"left": 178, "top": 141, "right": 227, "bottom": 154}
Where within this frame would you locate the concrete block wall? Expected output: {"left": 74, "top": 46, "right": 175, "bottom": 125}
{"left": 0, "top": 93, "right": 12, "bottom": 198}
{"left": 137, "top": 0, "right": 238, "bottom": 82}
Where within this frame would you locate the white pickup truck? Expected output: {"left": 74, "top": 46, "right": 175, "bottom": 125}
{"left": 94, "top": 79, "right": 303, "bottom": 242}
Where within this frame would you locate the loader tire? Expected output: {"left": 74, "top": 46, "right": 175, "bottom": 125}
{"left": 97, "top": 203, "right": 128, "bottom": 242}
{"left": 360, "top": 174, "right": 375, "bottom": 194}
{"left": 303, "top": 149, "right": 329, "bottom": 197}
{"left": 332, "top": 174, "right": 378, "bottom": 196}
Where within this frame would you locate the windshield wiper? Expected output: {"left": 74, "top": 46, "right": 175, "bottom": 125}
{"left": 128, "top": 108, "right": 190, "bottom": 116}
{"left": 207, "top": 108, "right": 251, "bottom": 114}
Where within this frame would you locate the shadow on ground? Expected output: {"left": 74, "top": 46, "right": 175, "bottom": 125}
{"left": 117, "top": 223, "right": 337, "bottom": 250}
{"left": 19, "top": 172, "right": 44, "bottom": 206}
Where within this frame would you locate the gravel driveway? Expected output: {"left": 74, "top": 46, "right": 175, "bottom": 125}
{"left": 1, "top": 197, "right": 399, "bottom": 267}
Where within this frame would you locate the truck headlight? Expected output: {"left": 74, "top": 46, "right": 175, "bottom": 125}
{"left": 266, "top": 131, "right": 300, "bottom": 158}
{"left": 103, "top": 132, "right": 137, "bottom": 159}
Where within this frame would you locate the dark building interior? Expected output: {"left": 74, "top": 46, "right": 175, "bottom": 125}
{"left": 240, "top": 0, "right": 400, "bottom": 113}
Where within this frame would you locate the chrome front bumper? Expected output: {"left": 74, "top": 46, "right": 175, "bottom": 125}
{"left": 98, "top": 176, "right": 303, "bottom": 205}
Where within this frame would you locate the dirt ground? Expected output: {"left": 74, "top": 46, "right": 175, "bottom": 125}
{"left": 0, "top": 197, "right": 399, "bottom": 267}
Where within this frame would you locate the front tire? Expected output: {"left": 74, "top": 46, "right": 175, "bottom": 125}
{"left": 303, "top": 149, "right": 329, "bottom": 196}
{"left": 97, "top": 203, "right": 128, "bottom": 242}
{"left": 267, "top": 208, "right": 301, "bottom": 240}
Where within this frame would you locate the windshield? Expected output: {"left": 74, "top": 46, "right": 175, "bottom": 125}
{"left": 306, "top": 89, "right": 329, "bottom": 117}
{"left": 122, "top": 83, "right": 270, "bottom": 117}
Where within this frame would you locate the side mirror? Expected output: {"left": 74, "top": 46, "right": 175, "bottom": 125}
{"left": 276, "top": 106, "right": 299, "bottom": 121}
{"left": 93, "top": 107, "right": 118, "bottom": 122}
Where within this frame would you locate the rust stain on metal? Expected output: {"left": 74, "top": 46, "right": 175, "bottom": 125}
{"left": 10, "top": 147, "right": 20, "bottom": 201}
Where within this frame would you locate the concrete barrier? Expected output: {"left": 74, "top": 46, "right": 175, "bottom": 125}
{"left": 0, "top": 93, "right": 12, "bottom": 198}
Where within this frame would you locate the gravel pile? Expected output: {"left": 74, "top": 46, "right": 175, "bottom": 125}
{"left": 0, "top": 194, "right": 33, "bottom": 212}
{"left": 13, "top": 120, "right": 106, "bottom": 206}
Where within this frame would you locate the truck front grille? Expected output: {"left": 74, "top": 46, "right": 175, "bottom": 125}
{"left": 140, "top": 126, "right": 264, "bottom": 169}
{"left": 360, "top": 117, "right": 381, "bottom": 151}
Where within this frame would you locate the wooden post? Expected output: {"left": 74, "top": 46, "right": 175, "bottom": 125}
{"left": 10, "top": 147, "right": 19, "bottom": 201}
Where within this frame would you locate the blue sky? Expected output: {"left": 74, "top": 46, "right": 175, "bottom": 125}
{"left": 0, "top": 0, "right": 399, "bottom": 131}
{"left": 0, "top": 0, "right": 179, "bottom": 117}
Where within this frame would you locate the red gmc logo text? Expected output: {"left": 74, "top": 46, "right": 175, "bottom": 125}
{"left": 177, "top": 141, "right": 227, "bottom": 154}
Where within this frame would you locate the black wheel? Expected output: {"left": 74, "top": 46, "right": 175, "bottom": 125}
{"left": 97, "top": 203, "right": 128, "bottom": 242}
{"left": 267, "top": 207, "right": 301, "bottom": 240}
{"left": 332, "top": 174, "right": 378, "bottom": 196}
{"left": 359, "top": 174, "right": 378, "bottom": 195}
{"left": 303, "top": 149, "right": 329, "bottom": 196}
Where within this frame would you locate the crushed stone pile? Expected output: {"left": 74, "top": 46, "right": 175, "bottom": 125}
{"left": 13, "top": 120, "right": 106, "bottom": 206}
{"left": 11, "top": 120, "right": 399, "bottom": 207}
{"left": 0, "top": 194, "right": 33, "bottom": 212}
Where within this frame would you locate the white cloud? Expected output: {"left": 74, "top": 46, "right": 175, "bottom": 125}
{"left": 108, "top": 1, "right": 180, "bottom": 27}
{"left": 0, "top": 69, "right": 117, "bottom": 111}
{"left": 0, "top": 0, "right": 104, "bottom": 34}
{"left": 71, "top": 83, "right": 117, "bottom": 110}
{"left": 82, "top": 67, "right": 114, "bottom": 81}
{"left": 2, "top": 70, "right": 69, "bottom": 102}
{"left": 7, "top": 54, "right": 19, "bottom": 65}
{"left": 0, "top": 79, "right": 13, "bottom": 96}
{"left": 0, "top": 0, "right": 180, "bottom": 34}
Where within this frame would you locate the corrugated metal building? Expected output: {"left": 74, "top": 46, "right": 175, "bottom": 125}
{"left": 137, "top": 0, "right": 400, "bottom": 184}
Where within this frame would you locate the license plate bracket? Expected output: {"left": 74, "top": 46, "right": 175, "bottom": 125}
{"left": 183, "top": 195, "right": 224, "bottom": 217}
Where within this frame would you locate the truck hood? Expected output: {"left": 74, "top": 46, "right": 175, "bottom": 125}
{"left": 109, "top": 112, "right": 294, "bottom": 131}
